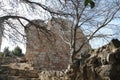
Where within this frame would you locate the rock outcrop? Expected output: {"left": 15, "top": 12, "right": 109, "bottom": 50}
{"left": 25, "top": 18, "right": 90, "bottom": 70}
{"left": 66, "top": 39, "right": 120, "bottom": 80}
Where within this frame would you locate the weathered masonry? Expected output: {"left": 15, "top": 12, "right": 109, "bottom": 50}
{"left": 25, "top": 18, "right": 91, "bottom": 70}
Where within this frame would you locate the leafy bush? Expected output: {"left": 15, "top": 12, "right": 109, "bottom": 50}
{"left": 0, "top": 52, "right": 3, "bottom": 57}
{"left": 3, "top": 47, "right": 11, "bottom": 57}
{"left": 12, "top": 46, "right": 24, "bottom": 57}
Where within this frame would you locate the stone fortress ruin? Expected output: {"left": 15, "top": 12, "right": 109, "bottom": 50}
{"left": 0, "top": 18, "right": 90, "bottom": 70}
{"left": 25, "top": 18, "right": 91, "bottom": 70}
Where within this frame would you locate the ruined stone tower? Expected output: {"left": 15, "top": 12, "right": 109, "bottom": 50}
{"left": 25, "top": 18, "right": 91, "bottom": 70}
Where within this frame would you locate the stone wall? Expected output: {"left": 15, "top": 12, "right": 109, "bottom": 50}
{"left": 25, "top": 18, "right": 90, "bottom": 70}
{"left": 0, "top": 57, "right": 19, "bottom": 65}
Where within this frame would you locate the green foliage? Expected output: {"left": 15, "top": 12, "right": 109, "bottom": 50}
{"left": 84, "top": 0, "right": 95, "bottom": 8}
{"left": 3, "top": 47, "right": 11, "bottom": 57}
{"left": 2, "top": 46, "right": 24, "bottom": 57}
{"left": 12, "top": 46, "right": 24, "bottom": 57}
{"left": 0, "top": 52, "right": 3, "bottom": 57}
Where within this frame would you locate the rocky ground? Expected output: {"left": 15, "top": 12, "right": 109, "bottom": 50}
{"left": 0, "top": 62, "right": 68, "bottom": 80}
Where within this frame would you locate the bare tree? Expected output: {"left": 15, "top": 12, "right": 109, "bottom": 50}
{"left": 22, "top": 0, "right": 120, "bottom": 63}
{"left": 0, "top": 0, "right": 120, "bottom": 64}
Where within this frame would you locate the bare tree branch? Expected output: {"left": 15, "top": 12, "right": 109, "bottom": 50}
{"left": 23, "top": 0, "right": 73, "bottom": 16}
{"left": 75, "top": 6, "right": 120, "bottom": 54}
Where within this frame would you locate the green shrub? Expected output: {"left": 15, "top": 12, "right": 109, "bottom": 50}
{"left": 12, "top": 46, "right": 24, "bottom": 57}
{"left": 3, "top": 47, "right": 11, "bottom": 57}
{"left": 0, "top": 52, "right": 3, "bottom": 57}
